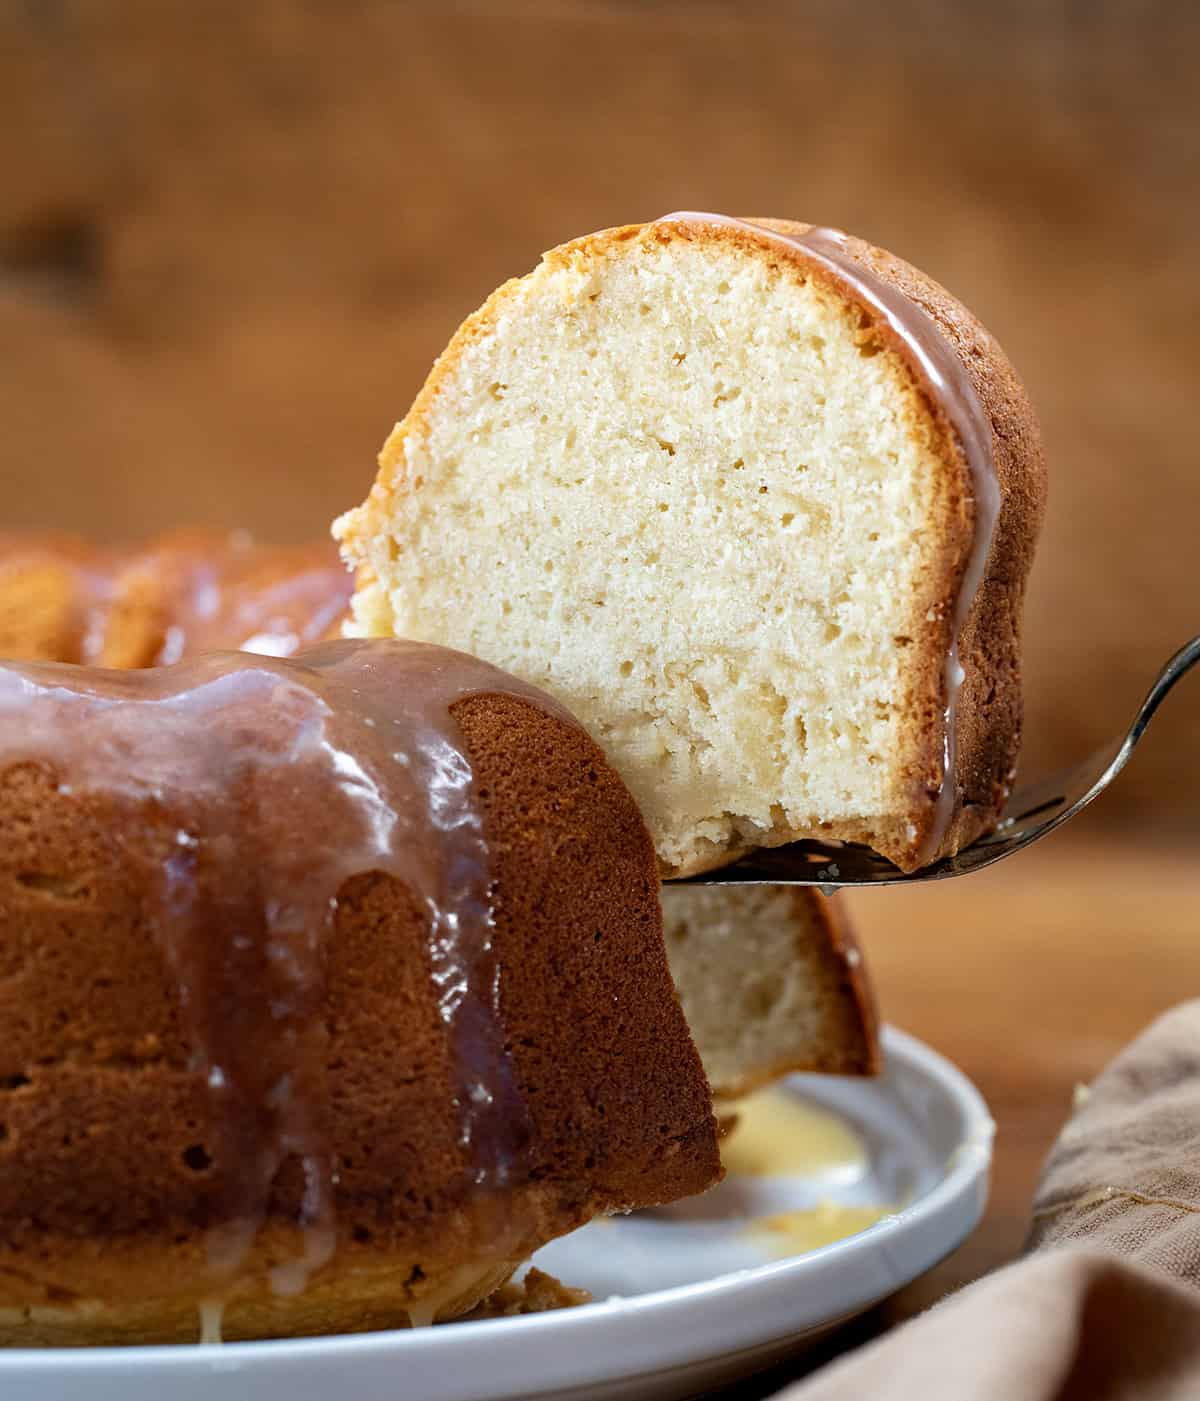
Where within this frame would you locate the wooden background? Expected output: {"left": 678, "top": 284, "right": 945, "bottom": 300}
{"left": 2, "top": 4, "right": 1198, "bottom": 1383}
{"left": 2, "top": 1, "right": 1198, "bottom": 836}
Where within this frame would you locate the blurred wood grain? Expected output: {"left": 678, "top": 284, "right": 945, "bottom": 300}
{"left": 1, "top": 0, "right": 1198, "bottom": 832}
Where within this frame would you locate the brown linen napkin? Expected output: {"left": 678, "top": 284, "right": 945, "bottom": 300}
{"left": 774, "top": 1001, "right": 1200, "bottom": 1401}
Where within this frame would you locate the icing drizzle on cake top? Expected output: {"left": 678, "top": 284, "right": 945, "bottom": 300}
{"left": 0, "top": 532, "right": 354, "bottom": 667}
{"left": 659, "top": 213, "right": 1001, "bottom": 864}
{"left": 0, "top": 639, "right": 568, "bottom": 1294}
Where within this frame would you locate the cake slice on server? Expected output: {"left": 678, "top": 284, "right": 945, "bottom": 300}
{"left": 336, "top": 214, "right": 1046, "bottom": 876}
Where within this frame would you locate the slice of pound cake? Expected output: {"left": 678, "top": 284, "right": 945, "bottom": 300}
{"left": 335, "top": 214, "right": 1046, "bottom": 874}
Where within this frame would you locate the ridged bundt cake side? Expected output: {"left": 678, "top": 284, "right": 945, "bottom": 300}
{"left": 0, "top": 640, "right": 719, "bottom": 1343}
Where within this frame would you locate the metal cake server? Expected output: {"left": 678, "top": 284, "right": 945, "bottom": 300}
{"left": 683, "top": 634, "right": 1200, "bottom": 890}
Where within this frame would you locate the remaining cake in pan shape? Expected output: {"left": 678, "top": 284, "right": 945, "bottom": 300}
{"left": 336, "top": 213, "right": 1046, "bottom": 876}
{"left": 0, "top": 530, "right": 352, "bottom": 668}
{"left": 0, "top": 639, "right": 719, "bottom": 1343}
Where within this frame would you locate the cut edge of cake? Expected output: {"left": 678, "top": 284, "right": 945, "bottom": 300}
{"left": 661, "top": 885, "right": 879, "bottom": 1101}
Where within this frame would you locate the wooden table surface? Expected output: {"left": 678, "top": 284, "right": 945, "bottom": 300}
{"left": 715, "top": 820, "right": 1200, "bottom": 1397}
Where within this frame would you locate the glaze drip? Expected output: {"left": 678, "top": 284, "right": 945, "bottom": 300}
{"left": 0, "top": 639, "right": 566, "bottom": 1290}
{"left": 198, "top": 1299, "right": 225, "bottom": 1345}
{"left": 720, "top": 1089, "right": 867, "bottom": 1182}
{"left": 659, "top": 213, "right": 1000, "bottom": 860}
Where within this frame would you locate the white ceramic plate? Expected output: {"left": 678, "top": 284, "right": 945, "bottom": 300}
{"left": 0, "top": 1028, "right": 992, "bottom": 1401}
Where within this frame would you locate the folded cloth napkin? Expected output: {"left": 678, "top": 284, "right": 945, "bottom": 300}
{"left": 775, "top": 1001, "right": 1200, "bottom": 1401}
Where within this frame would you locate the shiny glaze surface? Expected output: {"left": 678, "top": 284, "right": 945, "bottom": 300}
{"left": 747, "top": 1202, "right": 895, "bottom": 1255}
{"left": 0, "top": 639, "right": 573, "bottom": 1292}
{"left": 0, "top": 532, "right": 353, "bottom": 665}
{"left": 143, "top": 539, "right": 354, "bottom": 664}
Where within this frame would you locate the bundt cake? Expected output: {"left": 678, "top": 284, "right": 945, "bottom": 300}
{"left": 0, "top": 531, "right": 880, "bottom": 1114}
{"left": 335, "top": 212, "right": 1046, "bottom": 875}
{"left": 0, "top": 530, "right": 351, "bottom": 668}
{"left": 0, "top": 639, "right": 720, "bottom": 1343}
{"left": 661, "top": 886, "right": 879, "bottom": 1100}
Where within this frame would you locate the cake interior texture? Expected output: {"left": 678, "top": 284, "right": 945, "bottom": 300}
{"left": 340, "top": 224, "right": 980, "bottom": 874}
{"left": 661, "top": 885, "right": 879, "bottom": 1100}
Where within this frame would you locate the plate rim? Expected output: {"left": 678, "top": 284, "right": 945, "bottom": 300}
{"left": 0, "top": 1025, "right": 994, "bottom": 1384}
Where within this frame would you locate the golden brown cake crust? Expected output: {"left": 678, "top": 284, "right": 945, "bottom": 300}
{"left": 747, "top": 219, "right": 1047, "bottom": 863}
{"left": 0, "top": 533, "right": 117, "bottom": 665}
{"left": 655, "top": 217, "right": 1046, "bottom": 867}
{"left": 346, "top": 217, "right": 1045, "bottom": 872}
{"left": 0, "top": 686, "right": 719, "bottom": 1342}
